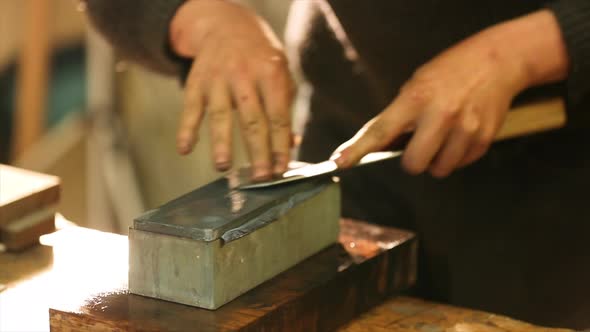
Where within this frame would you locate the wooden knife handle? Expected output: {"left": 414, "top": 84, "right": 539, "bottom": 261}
{"left": 387, "top": 97, "right": 567, "bottom": 151}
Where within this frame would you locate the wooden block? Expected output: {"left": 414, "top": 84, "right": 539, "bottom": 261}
{"left": 130, "top": 178, "right": 341, "bottom": 309}
{"left": 49, "top": 219, "right": 417, "bottom": 331}
{"left": 0, "top": 164, "right": 60, "bottom": 224}
{"left": 0, "top": 165, "right": 59, "bottom": 250}
{"left": 339, "top": 297, "right": 573, "bottom": 332}
{"left": 1, "top": 214, "right": 55, "bottom": 251}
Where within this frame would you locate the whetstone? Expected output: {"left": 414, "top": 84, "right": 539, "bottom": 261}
{"left": 0, "top": 164, "right": 59, "bottom": 251}
{"left": 130, "top": 175, "right": 341, "bottom": 309}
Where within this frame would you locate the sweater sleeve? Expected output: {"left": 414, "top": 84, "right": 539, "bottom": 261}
{"left": 545, "top": 0, "right": 590, "bottom": 113}
{"left": 84, "top": 0, "right": 190, "bottom": 76}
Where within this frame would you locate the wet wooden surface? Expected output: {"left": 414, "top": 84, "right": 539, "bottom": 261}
{"left": 48, "top": 219, "right": 417, "bottom": 331}
{"left": 339, "top": 296, "right": 573, "bottom": 332}
{"left": 0, "top": 219, "right": 573, "bottom": 332}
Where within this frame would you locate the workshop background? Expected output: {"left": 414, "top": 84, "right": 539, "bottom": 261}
{"left": 1, "top": 0, "right": 291, "bottom": 234}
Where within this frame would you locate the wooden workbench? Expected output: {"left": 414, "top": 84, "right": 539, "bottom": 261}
{"left": 0, "top": 218, "right": 572, "bottom": 332}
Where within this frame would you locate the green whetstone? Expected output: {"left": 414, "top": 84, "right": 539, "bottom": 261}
{"left": 129, "top": 175, "right": 340, "bottom": 309}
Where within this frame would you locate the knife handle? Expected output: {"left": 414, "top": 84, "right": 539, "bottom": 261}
{"left": 386, "top": 97, "right": 567, "bottom": 151}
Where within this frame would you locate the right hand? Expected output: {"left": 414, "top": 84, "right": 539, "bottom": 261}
{"left": 170, "top": 0, "right": 295, "bottom": 180}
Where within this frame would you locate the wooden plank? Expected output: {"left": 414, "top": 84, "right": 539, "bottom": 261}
{"left": 2, "top": 222, "right": 573, "bottom": 331}
{"left": 1, "top": 214, "right": 55, "bottom": 251}
{"left": 12, "top": 0, "right": 52, "bottom": 159}
{"left": 339, "top": 297, "right": 574, "bottom": 332}
{"left": 0, "top": 164, "right": 60, "bottom": 226}
{"left": 49, "top": 219, "right": 417, "bottom": 331}
{"left": 0, "top": 165, "right": 59, "bottom": 250}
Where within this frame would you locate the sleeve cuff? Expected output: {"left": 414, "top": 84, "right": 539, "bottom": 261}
{"left": 546, "top": 0, "right": 590, "bottom": 111}
{"left": 85, "top": 0, "right": 189, "bottom": 76}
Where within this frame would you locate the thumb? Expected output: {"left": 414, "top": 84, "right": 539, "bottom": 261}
{"left": 330, "top": 112, "right": 409, "bottom": 168}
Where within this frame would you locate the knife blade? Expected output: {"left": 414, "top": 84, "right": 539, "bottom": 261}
{"left": 237, "top": 150, "right": 404, "bottom": 189}
{"left": 237, "top": 97, "right": 566, "bottom": 190}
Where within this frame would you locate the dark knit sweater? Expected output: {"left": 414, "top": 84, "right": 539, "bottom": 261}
{"left": 84, "top": 0, "right": 590, "bottom": 123}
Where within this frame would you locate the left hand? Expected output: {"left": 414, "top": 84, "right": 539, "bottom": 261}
{"left": 331, "top": 10, "right": 569, "bottom": 178}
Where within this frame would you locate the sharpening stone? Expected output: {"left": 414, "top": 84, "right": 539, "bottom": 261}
{"left": 129, "top": 174, "right": 340, "bottom": 310}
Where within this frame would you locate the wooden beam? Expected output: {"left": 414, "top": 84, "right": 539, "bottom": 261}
{"left": 49, "top": 220, "right": 417, "bottom": 331}
{"left": 12, "top": 0, "right": 52, "bottom": 159}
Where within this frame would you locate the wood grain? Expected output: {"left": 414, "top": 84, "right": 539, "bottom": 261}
{"left": 1, "top": 222, "right": 572, "bottom": 331}
{"left": 0, "top": 164, "right": 60, "bottom": 226}
{"left": 49, "top": 219, "right": 417, "bottom": 332}
{"left": 1, "top": 214, "right": 55, "bottom": 251}
{"left": 339, "top": 296, "right": 573, "bottom": 332}
{"left": 496, "top": 98, "right": 566, "bottom": 141}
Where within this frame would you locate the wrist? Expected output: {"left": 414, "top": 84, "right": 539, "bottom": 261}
{"left": 169, "top": 0, "right": 226, "bottom": 57}
{"left": 484, "top": 9, "right": 569, "bottom": 90}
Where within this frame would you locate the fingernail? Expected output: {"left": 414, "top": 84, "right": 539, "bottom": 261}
{"left": 330, "top": 152, "right": 347, "bottom": 168}
{"left": 253, "top": 167, "right": 271, "bottom": 181}
{"left": 273, "top": 164, "right": 286, "bottom": 175}
{"left": 178, "top": 142, "right": 190, "bottom": 155}
{"left": 215, "top": 160, "right": 231, "bottom": 172}
{"left": 430, "top": 166, "right": 449, "bottom": 179}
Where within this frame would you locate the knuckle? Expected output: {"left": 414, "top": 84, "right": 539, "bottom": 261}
{"left": 228, "top": 59, "right": 248, "bottom": 76}
{"left": 439, "top": 102, "right": 461, "bottom": 123}
{"left": 269, "top": 116, "right": 291, "bottom": 132}
{"left": 243, "top": 114, "right": 267, "bottom": 136}
{"left": 262, "top": 58, "right": 287, "bottom": 78}
{"left": 208, "top": 107, "right": 229, "bottom": 122}
{"left": 402, "top": 77, "right": 435, "bottom": 107}
{"left": 459, "top": 117, "right": 480, "bottom": 136}
{"left": 366, "top": 120, "right": 389, "bottom": 143}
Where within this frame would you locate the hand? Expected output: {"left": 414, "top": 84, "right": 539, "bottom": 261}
{"left": 331, "top": 10, "right": 568, "bottom": 178}
{"left": 170, "top": 0, "right": 295, "bottom": 180}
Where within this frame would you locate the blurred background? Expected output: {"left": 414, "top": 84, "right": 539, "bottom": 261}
{"left": 1, "top": 0, "right": 291, "bottom": 234}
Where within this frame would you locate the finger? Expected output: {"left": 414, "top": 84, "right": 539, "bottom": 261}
{"left": 177, "top": 67, "right": 205, "bottom": 155}
{"left": 259, "top": 65, "right": 294, "bottom": 175}
{"left": 331, "top": 98, "right": 415, "bottom": 169}
{"left": 402, "top": 105, "right": 456, "bottom": 175}
{"left": 232, "top": 79, "right": 272, "bottom": 180}
{"left": 458, "top": 129, "right": 494, "bottom": 168}
{"left": 458, "top": 106, "right": 504, "bottom": 168}
{"left": 207, "top": 79, "right": 233, "bottom": 171}
{"left": 429, "top": 111, "right": 480, "bottom": 178}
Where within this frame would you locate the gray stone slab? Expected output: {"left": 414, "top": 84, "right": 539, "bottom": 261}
{"left": 129, "top": 180, "right": 340, "bottom": 309}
